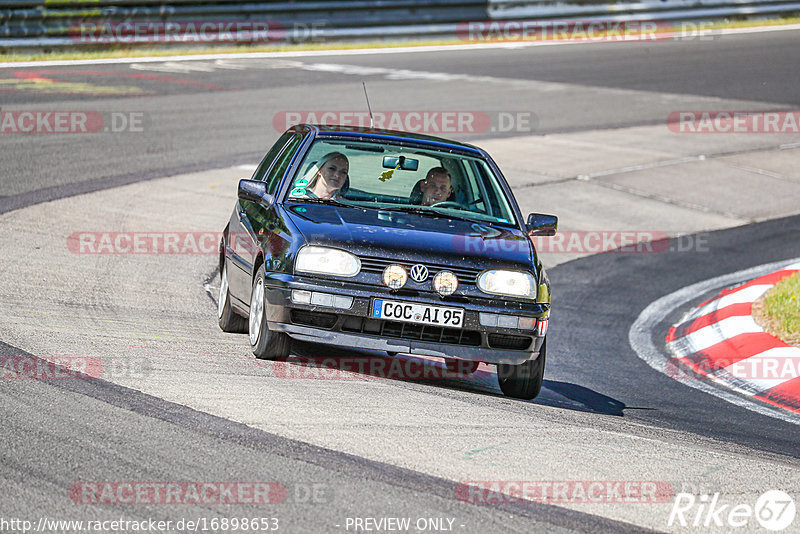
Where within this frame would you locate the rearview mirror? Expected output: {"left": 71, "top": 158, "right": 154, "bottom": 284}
{"left": 526, "top": 213, "right": 558, "bottom": 237}
{"left": 238, "top": 179, "right": 274, "bottom": 206}
{"left": 382, "top": 156, "right": 419, "bottom": 171}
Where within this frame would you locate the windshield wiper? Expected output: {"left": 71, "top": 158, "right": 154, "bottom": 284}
{"left": 292, "top": 197, "right": 386, "bottom": 212}
{"left": 291, "top": 197, "right": 351, "bottom": 207}
{"left": 385, "top": 205, "right": 485, "bottom": 224}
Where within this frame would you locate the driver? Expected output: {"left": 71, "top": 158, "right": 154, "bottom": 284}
{"left": 419, "top": 167, "right": 453, "bottom": 206}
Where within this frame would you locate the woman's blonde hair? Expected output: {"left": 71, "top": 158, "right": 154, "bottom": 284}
{"left": 305, "top": 151, "right": 349, "bottom": 189}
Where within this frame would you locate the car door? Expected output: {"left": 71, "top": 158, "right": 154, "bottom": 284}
{"left": 228, "top": 131, "right": 305, "bottom": 302}
{"left": 226, "top": 132, "right": 292, "bottom": 304}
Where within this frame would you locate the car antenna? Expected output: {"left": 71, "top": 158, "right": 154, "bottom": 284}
{"left": 362, "top": 82, "right": 374, "bottom": 128}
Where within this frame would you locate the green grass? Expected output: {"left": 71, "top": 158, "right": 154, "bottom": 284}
{"left": 762, "top": 272, "right": 800, "bottom": 343}
{"left": 0, "top": 39, "right": 459, "bottom": 63}
{"left": 1, "top": 16, "right": 799, "bottom": 63}
{"left": 719, "top": 15, "right": 800, "bottom": 28}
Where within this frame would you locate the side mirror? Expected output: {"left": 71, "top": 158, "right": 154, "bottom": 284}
{"left": 238, "top": 179, "right": 274, "bottom": 207}
{"left": 526, "top": 213, "right": 558, "bottom": 237}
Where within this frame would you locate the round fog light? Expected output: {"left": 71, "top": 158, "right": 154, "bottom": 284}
{"left": 433, "top": 271, "right": 458, "bottom": 297}
{"left": 383, "top": 265, "right": 408, "bottom": 290}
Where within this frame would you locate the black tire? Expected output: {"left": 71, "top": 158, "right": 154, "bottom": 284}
{"left": 445, "top": 358, "right": 479, "bottom": 374}
{"left": 496, "top": 339, "right": 546, "bottom": 400}
{"left": 218, "top": 263, "right": 247, "bottom": 333}
{"left": 249, "top": 265, "right": 291, "bottom": 360}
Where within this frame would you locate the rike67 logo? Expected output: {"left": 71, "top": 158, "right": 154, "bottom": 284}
{"left": 669, "top": 490, "right": 796, "bottom": 531}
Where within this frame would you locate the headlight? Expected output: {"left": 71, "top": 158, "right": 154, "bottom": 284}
{"left": 433, "top": 271, "right": 458, "bottom": 296}
{"left": 295, "top": 246, "right": 360, "bottom": 277}
{"left": 383, "top": 264, "right": 408, "bottom": 289}
{"left": 477, "top": 270, "right": 536, "bottom": 299}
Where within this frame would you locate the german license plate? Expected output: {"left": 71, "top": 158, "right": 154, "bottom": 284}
{"left": 371, "top": 299, "right": 464, "bottom": 327}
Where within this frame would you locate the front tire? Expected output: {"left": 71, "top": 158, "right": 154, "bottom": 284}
{"left": 218, "top": 263, "right": 247, "bottom": 333}
{"left": 496, "top": 339, "right": 546, "bottom": 400}
{"left": 249, "top": 265, "right": 291, "bottom": 360}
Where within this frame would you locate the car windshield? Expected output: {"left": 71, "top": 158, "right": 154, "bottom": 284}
{"left": 284, "top": 138, "right": 518, "bottom": 226}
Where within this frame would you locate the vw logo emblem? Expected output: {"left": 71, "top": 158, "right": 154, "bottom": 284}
{"left": 409, "top": 264, "right": 429, "bottom": 283}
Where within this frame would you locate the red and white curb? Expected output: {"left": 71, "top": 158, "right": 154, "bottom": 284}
{"left": 666, "top": 262, "right": 800, "bottom": 414}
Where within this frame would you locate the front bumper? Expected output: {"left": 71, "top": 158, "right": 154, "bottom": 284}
{"left": 263, "top": 274, "right": 548, "bottom": 366}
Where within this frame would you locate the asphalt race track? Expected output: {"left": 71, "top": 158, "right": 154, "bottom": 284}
{"left": 2, "top": 28, "right": 800, "bottom": 533}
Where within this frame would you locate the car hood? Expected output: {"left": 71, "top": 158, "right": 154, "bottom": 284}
{"left": 283, "top": 203, "right": 534, "bottom": 271}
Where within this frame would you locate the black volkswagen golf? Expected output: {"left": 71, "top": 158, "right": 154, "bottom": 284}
{"left": 218, "top": 124, "right": 557, "bottom": 399}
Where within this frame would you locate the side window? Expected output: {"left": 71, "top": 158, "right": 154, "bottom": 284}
{"left": 461, "top": 160, "right": 488, "bottom": 213}
{"left": 472, "top": 160, "right": 515, "bottom": 223}
{"left": 252, "top": 132, "right": 292, "bottom": 182}
{"left": 264, "top": 134, "right": 304, "bottom": 195}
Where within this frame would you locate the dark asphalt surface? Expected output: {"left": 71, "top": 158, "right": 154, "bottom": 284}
{"left": 331, "top": 31, "right": 800, "bottom": 105}
{"left": 550, "top": 214, "right": 800, "bottom": 456}
{"left": 1, "top": 29, "right": 799, "bottom": 204}
{"left": 0, "top": 341, "right": 640, "bottom": 534}
{"left": 1, "top": 29, "right": 800, "bottom": 532}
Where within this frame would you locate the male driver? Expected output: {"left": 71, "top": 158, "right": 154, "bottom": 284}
{"left": 419, "top": 167, "right": 453, "bottom": 206}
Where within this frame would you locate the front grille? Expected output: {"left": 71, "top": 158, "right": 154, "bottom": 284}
{"left": 359, "top": 256, "right": 481, "bottom": 285}
{"left": 342, "top": 316, "right": 481, "bottom": 346}
{"left": 290, "top": 310, "right": 338, "bottom": 329}
{"left": 488, "top": 333, "right": 533, "bottom": 350}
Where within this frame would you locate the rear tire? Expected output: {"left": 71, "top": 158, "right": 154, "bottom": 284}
{"left": 218, "top": 263, "right": 247, "bottom": 333}
{"left": 249, "top": 265, "right": 291, "bottom": 360}
{"left": 496, "top": 339, "right": 546, "bottom": 400}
